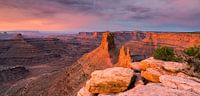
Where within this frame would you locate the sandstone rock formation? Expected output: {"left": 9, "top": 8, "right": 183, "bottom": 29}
{"left": 139, "top": 57, "right": 164, "bottom": 70}
{"left": 85, "top": 67, "right": 135, "bottom": 94}
{"left": 139, "top": 57, "right": 189, "bottom": 82}
{"left": 79, "top": 32, "right": 118, "bottom": 75}
{"left": 160, "top": 75, "right": 200, "bottom": 94}
{"left": 78, "top": 65, "right": 200, "bottom": 96}
{"left": 116, "top": 46, "right": 132, "bottom": 68}
{"left": 99, "top": 83, "right": 199, "bottom": 96}
{"left": 1, "top": 32, "right": 200, "bottom": 96}
{"left": 163, "top": 62, "right": 188, "bottom": 72}
{"left": 141, "top": 68, "right": 165, "bottom": 83}
{"left": 78, "top": 32, "right": 200, "bottom": 61}
{"left": 48, "top": 32, "right": 119, "bottom": 96}
{"left": 125, "top": 32, "right": 200, "bottom": 61}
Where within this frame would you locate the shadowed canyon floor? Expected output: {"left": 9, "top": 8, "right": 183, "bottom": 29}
{"left": 0, "top": 31, "right": 199, "bottom": 96}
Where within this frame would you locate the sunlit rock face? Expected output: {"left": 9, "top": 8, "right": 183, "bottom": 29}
{"left": 139, "top": 57, "right": 189, "bottom": 83}
{"left": 78, "top": 32, "right": 200, "bottom": 61}
{"left": 48, "top": 32, "right": 119, "bottom": 96}
{"left": 125, "top": 32, "right": 200, "bottom": 61}
{"left": 116, "top": 46, "right": 132, "bottom": 68}
{"left": 143, "top": 32, "right": 200, "bottom": 49}
{"left": 80, "top": 32, "right": 118, "bottom": 75}
{"left": 85, "top": 67, "right": 135, "bottom": 94}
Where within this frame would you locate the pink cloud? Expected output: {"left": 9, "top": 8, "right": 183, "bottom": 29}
{"left": 0, "top": 6, "right": 100, "bottom": 31}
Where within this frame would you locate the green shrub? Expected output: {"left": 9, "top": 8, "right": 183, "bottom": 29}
{"left": 184, "top": 46, "right": 200, "bottom": 58}
{"left": 153, "top": 47, "right": 181, "bottom": 62}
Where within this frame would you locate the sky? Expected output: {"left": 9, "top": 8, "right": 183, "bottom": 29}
{"left": 0, "top": 0, "right": 200, "bottom": 32}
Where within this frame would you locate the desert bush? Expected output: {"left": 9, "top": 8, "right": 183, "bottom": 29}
{"left": 153, "top": 47, "right": 181, "bottom": 62}
{"left": 184, "top": 46, "right": 200, "bottom": 58}
{"left": 186, "top": 62, "right": 200, "bottom": 78}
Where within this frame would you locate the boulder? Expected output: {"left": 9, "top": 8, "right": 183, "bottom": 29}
{"left": 141, "top": 68, "right": 164, "bottom": 83}
{"left": 77, "top": 87, "right": 94, "bottom": 96}
{"left": 160, "top": 75, "right": 200, "bottom": 94}
{"left": 163, "top": 62, "right": 188, "bottom": 72}
{"left": 139, "top": 57, "right": 164, "bottom": 70}
{"left": 86, "top": 67, "right": 135, "bottom": 94}
{"left": 141, "top": 67, "right": 177, "bottom": 83}
{"left": 139, "top": 57, "right": 188, "bottom": 73}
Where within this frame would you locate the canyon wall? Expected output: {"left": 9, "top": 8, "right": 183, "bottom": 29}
{"left": 125, "top": 32, "right": 200, "bottom": 61}
{"left": 0, "top": 36, "right": 61, "bottom": 65}
{"left": 2, "top": 32, "right": 199, "bottom": 96}
{"left": 78, "top": 32, "right": 200, "bottom": 61}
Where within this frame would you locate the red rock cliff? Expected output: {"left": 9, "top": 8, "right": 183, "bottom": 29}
{"left": 125, "top": 32, "right": 200, "bottom": 61}
{"left": 48, "top": 32, "right": 119, "bottom": 96}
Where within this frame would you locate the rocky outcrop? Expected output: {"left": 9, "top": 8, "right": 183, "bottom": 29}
{"left": 85, "top": 67, "right": 135, "bottom": 94}
{"left": 141, "top": 68, "right": 165, "bottom": 83}
{"left": 79, "top": 32, "right": 118, "bottom": 75}
{"left": 139, "top": 57, "right": 188, "bottom": 82}
{"left": 99, "top": 83, "right": 199, "bottom": 96}
{"left": 139, "top": 57, "right": 164, "bottom": 70}
{"left": 48, "top": 32, "right": 119, "bottom": 96}
{"left": 160, "top": 75, "right": 200, "bottom": 94}
{"left": 78, "top": 32, "right": 200, "bottom": 61}
{"left": 2, "top": 32, "right": 200, "bottom": 96}
{"left": 116, "top": 46, "right": 132, "bottom": 68}
{"left": 77, "top": 66, "right": 200, "bottom": 96}
{"left": 163, "top": 62, "right": 188, "bottom": 72}
{"left": 139, "top": 57, "right": 189, "bottom": 72}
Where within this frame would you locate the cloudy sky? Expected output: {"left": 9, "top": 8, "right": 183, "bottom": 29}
{"left": 0, "top": 0, "right": 200, "bottom": 32}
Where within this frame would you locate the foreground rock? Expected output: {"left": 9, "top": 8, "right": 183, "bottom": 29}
{"left": 141, "top": 68, "right": 165, "bottom": 83}
{"left": 98, "top": 83, "right": 199, "bottom": 96}
{"left": 160, "top": 75, "right": 200, "bottom": 94}
{"left": 139, "top": 57, "right": 189, "bottom": 82}
{"left": 139, "top": 57, "right": 164, "bottom": 70}
{"left": 85, "top": 67, "right": 135, "bottom": 94}
{"left": 163, "top": 62, "right": 188, "bottom": 72}
{"left": 139, "top": 57, "right": 188, "bottom": 72}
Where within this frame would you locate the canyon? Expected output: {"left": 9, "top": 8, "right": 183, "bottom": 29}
{"left": 0, "top": 31, "right": 199, "bottom": 96}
